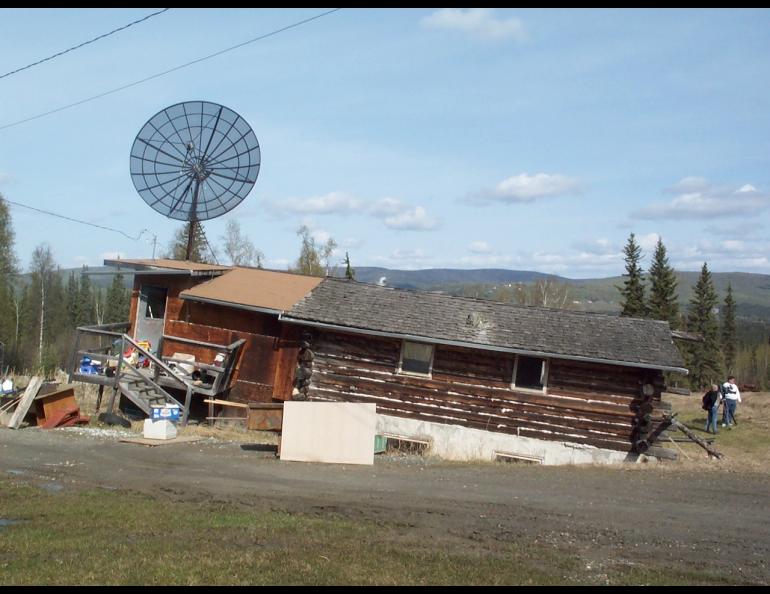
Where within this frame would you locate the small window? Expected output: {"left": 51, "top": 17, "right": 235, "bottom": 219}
{"left": 513, "top": 355, "right": 547, "bottom": 391}
{"left": 399, "top": 341, "right": 434, "bottom": 376}
{"left": 143, "top": 286, "right": 167, "bottom": 319}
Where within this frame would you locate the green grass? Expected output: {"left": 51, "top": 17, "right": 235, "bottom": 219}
{"left": 668, "top": 392, "right": 770, "bottom": 470}
{"left": 0, "top": 480, "right": 738, "bottom": 586}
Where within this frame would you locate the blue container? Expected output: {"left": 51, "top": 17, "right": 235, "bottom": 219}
{"left": 151, "top": 406, "right": 180, "bottom": 422}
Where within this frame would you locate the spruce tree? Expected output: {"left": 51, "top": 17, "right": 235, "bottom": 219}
{"left": 721, "top": 284, "right": 737, "bottom": 375}
{"left": 105, "top": 273, "right": 130, "bottom": 324}
{"left": 0, "top": 196, "right": 18, "bottom": 366}
{"left": 618, "top": 233, "right": 646, "bottom": 317}
{"left": 76, "top": 269, "right": 96, "bottom": 327}
{"left": 344, "top": 252, "right": 355, "bottom": 280}
{"left": 65, "top": 271, "right": 79, "bottom": 327}
{"left": 647, "top": 238, "right": 679, "bottom": 328}
{"left": 686, "top": 263, "right": 722, "bottom": 389}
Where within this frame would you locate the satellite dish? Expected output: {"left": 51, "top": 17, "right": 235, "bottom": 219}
{"left": 130, "top": 100, "right": 260, "bottom": 259}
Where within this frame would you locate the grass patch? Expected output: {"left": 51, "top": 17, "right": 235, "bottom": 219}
{"left": 664, "top": 391, "right": 770, "bottom": 472}
{"left": 0, "top": 480, "right": 575, "bottom": 586}
{"left": 0, "top": 480, "right": 738, "bottom": 586}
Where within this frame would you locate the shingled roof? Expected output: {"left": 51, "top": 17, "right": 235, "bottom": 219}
{"left": 282, "top": 278, "right": 687, "bottom": 373}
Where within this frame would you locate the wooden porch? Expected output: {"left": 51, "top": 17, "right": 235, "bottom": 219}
{"left": 68, "top": 322, "right": 245, "bottom": 424}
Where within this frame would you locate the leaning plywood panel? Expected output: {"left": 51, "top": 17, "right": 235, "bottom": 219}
{"left": 280, "top": 402, "right": 376, "bottom": 465}
{"left": 6, "top": 377, "right": 43, "bottom": 429}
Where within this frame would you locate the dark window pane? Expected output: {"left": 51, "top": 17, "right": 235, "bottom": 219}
{"left": 515, "top": 356, "right": 544, "bottom": 389}
{"left": 143, "top": 286, "right": 167, "bottom": 319}
{"left": 401, "top": 341, "right": 433, "bottom": 375}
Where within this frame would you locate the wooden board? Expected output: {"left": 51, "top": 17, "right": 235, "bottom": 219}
{"left": 6, "top": 377, "right": 43, "bottom": 429}
{"left": 247, "top": 405, "right": 283, "bottom": 431}
{"left": 118, "top": 435, "right": 203, "bottom": 447}
{"left": 34, "top": 385, "right": 78, "bottom": 427}
{"left": 280, "top": 402, "right": 376, "bottom": 465}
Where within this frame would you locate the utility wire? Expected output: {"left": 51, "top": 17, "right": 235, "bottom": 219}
{"left": 0, "top": 8, "right": 342, "bottom": 132}
{"left": 0, "top": 9, "right": 171, "bottom": 81}
{"left": 3, "top": 197, "right": 150, "bottom": 241}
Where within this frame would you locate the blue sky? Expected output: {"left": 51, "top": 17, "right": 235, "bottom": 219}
{"left": 1, "top": 8, "right": 769, "bottom": 278}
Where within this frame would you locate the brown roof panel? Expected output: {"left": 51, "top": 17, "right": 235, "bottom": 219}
{"left": 103, "top": 258, "right": 232, "bottom": 273}
{"left": 180, "top": 268, "right": 323, "bottom": 313}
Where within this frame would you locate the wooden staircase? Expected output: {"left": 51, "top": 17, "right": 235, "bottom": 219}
{"left": 117, "top": 366, "right": 187, "bottom": 421}
{"left": 109, "top": 335, "right": 194, "bottom": 426}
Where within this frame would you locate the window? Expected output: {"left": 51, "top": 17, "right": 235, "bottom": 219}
{"left": 142, "top": 286, "right": 167, "bottom": 319}
{"left": 399, "top": 341, "right": 434, "bottom": 376}
{"left": 512, "top": 355, "right": 548, "bottom": 391}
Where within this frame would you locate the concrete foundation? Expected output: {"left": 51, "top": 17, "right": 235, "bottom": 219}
{"left": 376, "top": 414, "right": 634, "bottom": 466}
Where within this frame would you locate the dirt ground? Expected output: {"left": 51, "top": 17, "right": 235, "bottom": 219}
{"left": 1, "top": 424, "right": 769, "bottom": 584}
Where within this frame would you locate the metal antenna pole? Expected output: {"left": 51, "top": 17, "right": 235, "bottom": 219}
{"left": 185, "top": 179, "right": 201, "bottom": 261}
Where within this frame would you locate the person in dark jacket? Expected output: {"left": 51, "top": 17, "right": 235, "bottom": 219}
{"left": 703, "top": 384, "right": 721, "bottom": 434}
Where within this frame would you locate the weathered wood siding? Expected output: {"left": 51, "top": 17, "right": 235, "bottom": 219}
{"left": 128, "top": 275, "right": 295, "bottom": 403}
{"left": 306, "top": 329, "right": 666, "bottom": 452}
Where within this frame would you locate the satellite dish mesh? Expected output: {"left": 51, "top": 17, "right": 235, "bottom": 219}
{"left": 130, "top": 101, "right": 260, "bottom": 222}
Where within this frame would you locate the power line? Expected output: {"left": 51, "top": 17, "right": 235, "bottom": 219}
{"left": 2, "top": 197, "right": 150, "bottom": 241}
{"left": 0, "top": 9, "right": 171, "bottom": 81}
{"left": 0, "top": 8, "right": 342, "bottom": 132}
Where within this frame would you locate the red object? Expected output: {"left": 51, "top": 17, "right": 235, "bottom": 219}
{"left": 41, "top": 406, "right": 90, "bottom": 429}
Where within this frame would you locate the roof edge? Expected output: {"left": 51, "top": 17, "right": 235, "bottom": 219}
{"left": 179, "top": 293, "right": 284, "bottom": 316}
{"left": 279, "top": 315, "right": 689, "bottom": 375}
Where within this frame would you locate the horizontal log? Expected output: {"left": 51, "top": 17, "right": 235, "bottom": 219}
{"left": 313, "top": 369, "right": 636, "bottom": 429}
{"left": 313, "top": 374, "right": 635, "bottom": 438}
{"left": 309, "top": 382, "right": 635, "bottom": 442}
{"left": 313, "top": 358, "right": 642, "bottom": 417}
{"left": 309, "top": 390, "right": 632, "bottom": 452}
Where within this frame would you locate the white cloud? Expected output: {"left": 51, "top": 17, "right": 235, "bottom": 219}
{"left": 471, "top": 173, "right": 583, "bottom": 204}
{"left": 383, "top": 205, "right": 438, "bottom": 231}
{"left": 636, "top": 232, "right": 660, "bottom": 251}
{"left": 421, "top": 8, "right": 527, "bottom": 43}
{"left": 571, "top": 238, "right": 615, "bottom": 255}
{"left": 369, "top": 197, "right": 404, "bottom": 217}
{"left": 0, "top": 172, "right": 15, "bottom": 186}
{"left": 468, "top": 240, "right": 492, "bottom": 254}
{"left": 265, "top": 193, "right": 439, "bottom": 232}
{"left": 636, "top": 178, "right": 770, "bottom": 220}
{"left": 265, "top": 192, "right": 362, "bottom": 216}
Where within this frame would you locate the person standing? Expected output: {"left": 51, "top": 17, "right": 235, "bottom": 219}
{"left": 703, "top": 384, "right": 722, "bottom": 434}
{"left": 721, "top": 375, "right": 741, "bottom": 429}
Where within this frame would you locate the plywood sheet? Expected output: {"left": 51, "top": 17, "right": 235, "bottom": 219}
{"left": 280, "top": 402, "right": 376, "bottom": 465}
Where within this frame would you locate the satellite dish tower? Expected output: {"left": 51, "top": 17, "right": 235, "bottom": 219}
{"left": 130, "top": 101, "right": 260, "bottom": 260}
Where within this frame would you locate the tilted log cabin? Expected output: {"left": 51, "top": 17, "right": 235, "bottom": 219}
{"left": 76, "top": 260, "right": 687, "bottom": 461}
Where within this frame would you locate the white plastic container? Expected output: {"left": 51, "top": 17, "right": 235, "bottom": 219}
{"left": 143, "top": 419, "right": 178, "bottom": 440}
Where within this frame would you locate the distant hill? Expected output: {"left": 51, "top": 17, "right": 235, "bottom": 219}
{"left": 339, "top": 267, "right": 770, "bottom": 323}
{"left": 347, "top": 267, "right": 562, "bottom": 290}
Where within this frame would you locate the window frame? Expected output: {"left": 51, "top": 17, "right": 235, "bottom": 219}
{"left": 510, "top": 354, "right": 549, "bottom": 393}
{"left": 397, "top": 340, "right": 435, "bottom": 378}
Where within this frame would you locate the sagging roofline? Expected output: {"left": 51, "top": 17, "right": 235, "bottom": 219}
{"left": 279, "top": 315, "right": 690, "bottom": 376}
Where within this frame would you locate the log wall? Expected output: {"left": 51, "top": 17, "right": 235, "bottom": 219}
{"left": 305, "top": 329, "right": 667, "bottom": 452}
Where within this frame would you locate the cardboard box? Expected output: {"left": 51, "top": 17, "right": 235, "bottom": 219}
{"left": 151, "top": 405, "right": 180, "bottom": 422}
